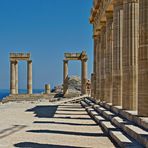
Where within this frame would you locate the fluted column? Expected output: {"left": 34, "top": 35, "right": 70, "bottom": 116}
{"left": 138, "top": 0, "right": 148, "bottom": 116}
{"left": 15, "top": 61, "right": 18, "bottom": 94}
{"left": 10, "top": 61, "right": 16, "bottom": 94}
{"left": 98, "top": 31, "right": 102, "bottom": 100}
{"left": 93, "top": 39, "right": 97, "bottom": 98}
{"left": 91, "top": 73, "right": 94, "bottom": 97}
{"left": 100, "top": 23, "right": 106, "bottom": 101}
{"left": 112, "top": 0, "right": 123, "bottom": 106}
{"left": 27, "top": 60, "right": 32, "bottom": 94}
{"left": 81, "top": 59, "right": 87, "bottom": 94}
{"left": 105, "top": 11, "right": 113, "bottom": 103}
{"left": 96, "top": 35, "right": 101, "bottom": 100}
{"left": 122, "top": 0, "right": 139, "bottom": 110}
{"left": 63, "top": 60, "right": 68, "bottom": 95}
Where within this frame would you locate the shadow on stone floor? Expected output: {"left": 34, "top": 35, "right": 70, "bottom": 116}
{"left": 55, "top": 112, "right": 87, "bottom": 115}
{"left": 27, "top": 129, "right": 106, "bottom": 137}
{"left": 57, "top": 109, "right": 85, "bottom": 112}
{"left": 33, "top": 121, "right": 97, "bottom": 126}
{"left": 0, "top": 125, "right": 27, "bottom": 139}
{"left": 14, "top": 142, "right": 86, "bottom": 148}
{"left": 58, "top": 105, "right": 82, "bottom": 108}
{"left": 53, "top": 116, "right": 92, "bottom": 120}
{"left": 26, "top": 105, "right": 58, "bottom": 118}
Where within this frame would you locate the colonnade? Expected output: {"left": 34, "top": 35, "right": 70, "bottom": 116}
{"left": 90, "top": 0, "right": 148, "bottom": 116}
{"left": 10, "top": 59, "right": 32, "bottom": 95}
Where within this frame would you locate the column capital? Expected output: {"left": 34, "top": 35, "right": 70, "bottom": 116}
{"left": 113, "top": 0, "right": 123, "bottom": 6}
{"left": 100, "top": 21, "right": 106, "bottom": 31}
{"left": 106, "top": 11, "right": 113, "bottom": 20}
{"left": 81, "top": 59, "right": 87, "bottom": 62}
{"left": 93, "top": 32, "right": 101, "bottom": 40}
{"left": 63, "top": 59, "right": 68, "bottom": 63}
{"left": 10, "top": 60, "right": 17, "bottom": 64}
{"left": 28, "top": 60, "right": 32, "bottom": 63}
{"left": 123, "top": 0, "right": 139, "bottom": 3}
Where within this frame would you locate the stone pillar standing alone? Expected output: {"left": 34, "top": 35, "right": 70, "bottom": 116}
{"left": 27, "top": 60, "right": 32, "bottom": 94}
{"left": 63, "top": 60, "right": 68, "bottom": 95}
{"left": 81, "top": 59, "right": 87, "bottom": 95}
{"left": 122, "top": 0, "right": 139, "bottom": 110}
{"left": 45, "top": 84, "right": 50, "bottom": 94}
{"left": 138, "top": 0, "right": 148, "bottom": 116}
{"left": 15, "top": 61, "right": 18, "bottom": 94}
{"left": 112, "top": 1, "right": 123, "bottom": 106}
{"left": 10, "top": 61, "right": 16, "bottom": 94}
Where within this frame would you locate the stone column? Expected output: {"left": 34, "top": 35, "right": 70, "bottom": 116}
{"left": 122, "top": 0, "right": 139, "bottom": 110}
{"left": 105, "top": 11, "right": 113, "bottom": 103}
{"left": 138, "top": 0, "right": 148, "bottom": 116}
{"left": 45, "top": 84, "right": 50, "bottom": 94}
{"left": 96, "top": 35, "right": 101, "bottom": 100}
{"left": 112, "top": 0, "right": 123, "bottom": 106}
{"left": 100, "top": 23, "right": 106, "bottom": 101}
{"left": 98, "top": 31, "right": 102, "bottom": 100}
{"left": 15, "top": 61, "right": 18, "bottom": 94}
{"left": 91, "top": 73, "right": 94, "bottom": 97}
{"left": 27, "top": 60, "right": 32, "bottom": 94}
{"left": 10, "top": 61, "right": 16, "bottom": 94}
{"left": 93, "top": 39, "right": 97, "bottom": 98}
{"left": 63, "top": 60, "right": 68, "bottom": 95}
{"left": 81, "top": 59, "right": 87, "bottom": 95}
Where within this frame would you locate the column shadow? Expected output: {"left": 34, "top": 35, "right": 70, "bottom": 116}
{"left": 26, "top": 105, "right": 58, "bottom": 118}
{"left": 27, "top": 129, "right": 106, "bottom": 137}
{"left": 0, "top": 125, "right": 27, "bottom": 139}
{"left": 34, "top": 121, "right": 97, "bottom": 126}
{"left": 14, "top": 142, "right": 86, "bottom": 148}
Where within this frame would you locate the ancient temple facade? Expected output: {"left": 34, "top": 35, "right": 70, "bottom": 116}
{"left": 90, "top": 0, "right": 148, "bottom": 116}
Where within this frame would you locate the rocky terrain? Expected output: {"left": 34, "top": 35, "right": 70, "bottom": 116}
{"left": 53, "top": 76, "right": 81, "bottom": 98}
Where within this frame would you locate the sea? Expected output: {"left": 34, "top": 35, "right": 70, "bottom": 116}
{"left": 0, "top": 89, "right": 44, "bottom": 101}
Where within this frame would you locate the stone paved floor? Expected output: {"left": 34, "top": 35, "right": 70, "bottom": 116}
{"left": 0, "top": 100, "right": 115, "bottom": 148}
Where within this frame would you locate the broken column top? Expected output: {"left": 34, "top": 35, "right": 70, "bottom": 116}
{"left": 64, "top": 51, "right": 88, "bottom": 61}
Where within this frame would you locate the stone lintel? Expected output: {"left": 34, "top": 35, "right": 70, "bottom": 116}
{"left": 10, "top": 53, "right": 31, "bottom": 61}
{"left": 64, "top": 51, "right": 88, "bottom": 61}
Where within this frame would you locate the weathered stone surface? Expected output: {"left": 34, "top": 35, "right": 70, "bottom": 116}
{"left": 90, "top": 0, "right": 148, "bottom": 117}
{"left": 81, "top": 99, "right": 143, "bottom": 147}
{"left": 112, "top": 1, "right": 123, "bottom": 106}
{"left": 122, "top": 0, "right": 139, "bottom": 110}
{"left": 138, "top": 0, "right": 148, "bottom": 116}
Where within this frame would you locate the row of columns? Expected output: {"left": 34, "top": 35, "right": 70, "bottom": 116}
{"left": 63, "top": 59, "right": 87, "bottom": 95}
{"left": 92, "top": 0, "right": 148, "bottom": 116}
{"left": 10, "top": 60, "right": 32, "bottom": 95}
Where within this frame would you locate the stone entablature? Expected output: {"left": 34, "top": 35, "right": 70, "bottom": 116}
{"left": 10, "top": 53, "right": 31, "bottom": 61}
{"left": 90, "top": 0, "right": 114, "bottom": 35}
{"left": 64, "top": 51, "right": 88, "bottom": 61}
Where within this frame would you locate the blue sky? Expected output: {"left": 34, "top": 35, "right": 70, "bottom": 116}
{"left": 0, "top": 0, "right": 93, "bottom": 89}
